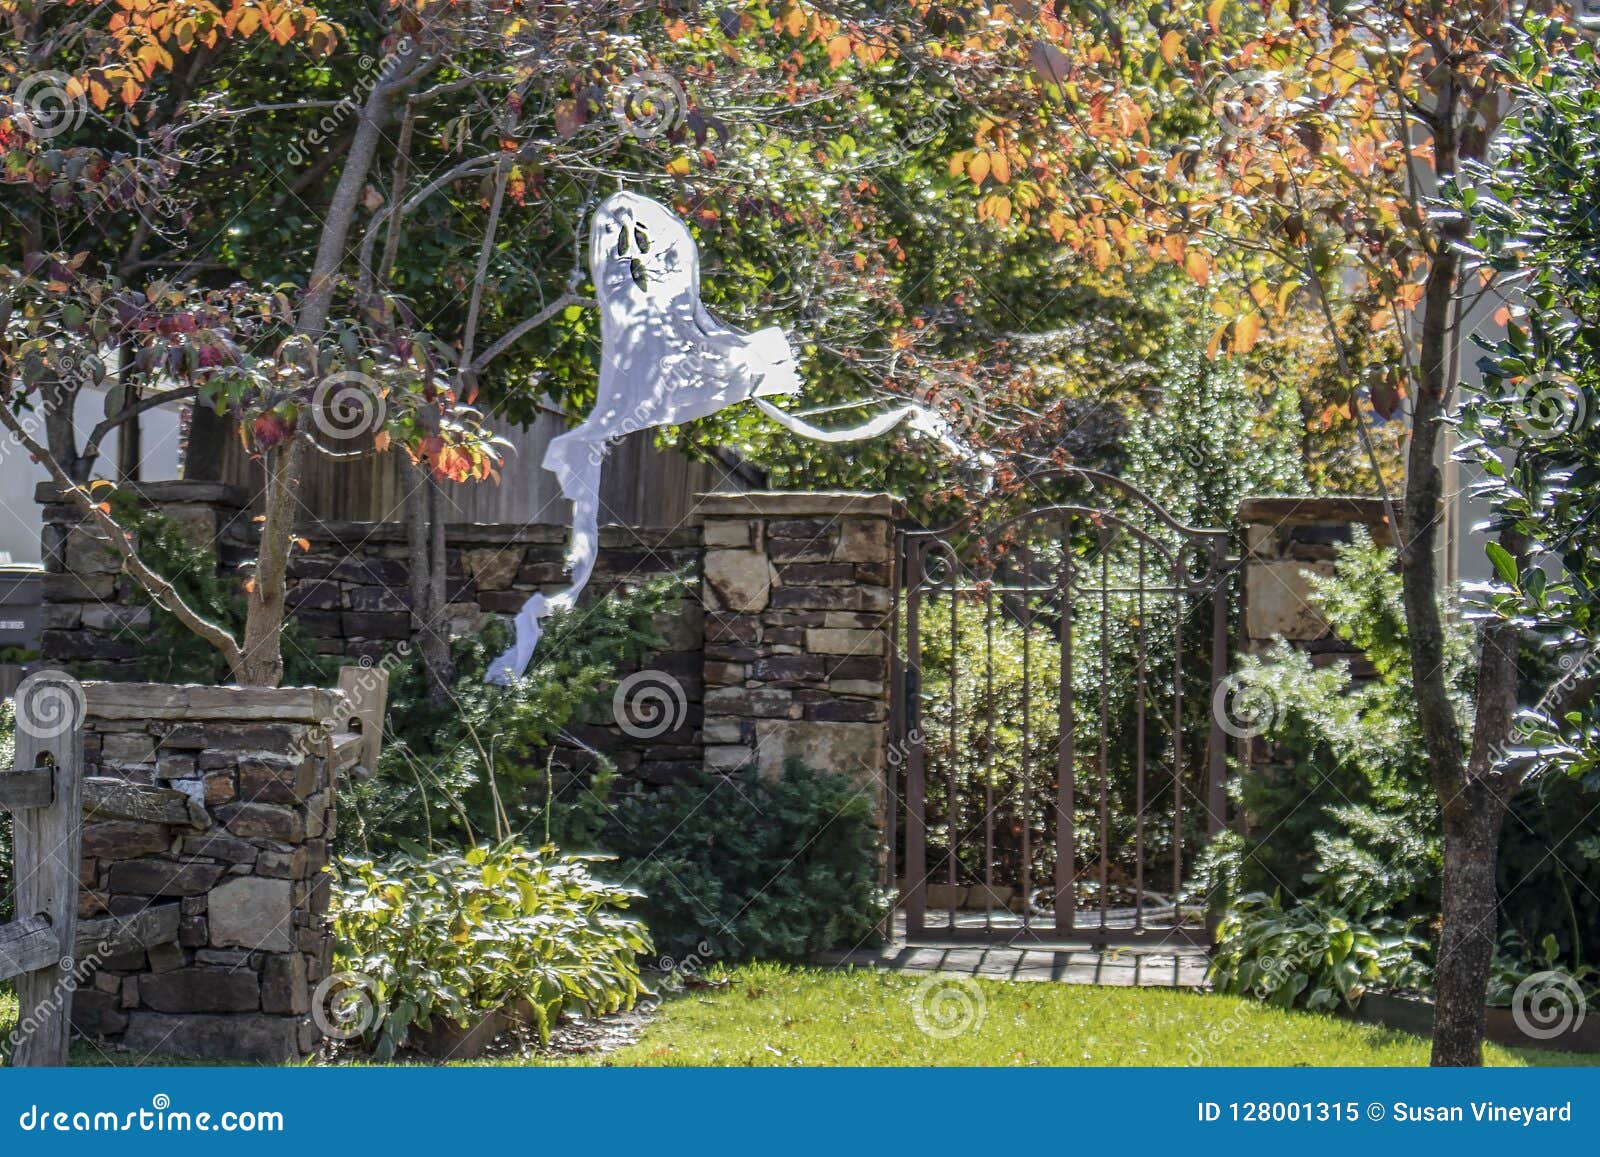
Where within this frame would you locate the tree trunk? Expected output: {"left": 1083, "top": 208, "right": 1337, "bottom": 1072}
{"left": 1431, "top": 787, "right": 1506, "bottom": 1066}
{"left": 1401, "top": 78, "right": 1523, "bottom": 1066}
{"left": 234, "top": 36, "right": 426, "bottom": 686}
{"left": 236, "top": 441, "right": 301, "bottom": 686}
{"left": 404, "top": 457, "right": 454, "bottom": 701}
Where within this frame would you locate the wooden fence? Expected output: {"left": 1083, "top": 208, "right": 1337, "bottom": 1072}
{"left": 0, "top": 673, "right": 183, "bottom": 1066}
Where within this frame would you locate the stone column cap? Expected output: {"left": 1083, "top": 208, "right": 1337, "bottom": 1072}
{"left": 1236, "top": 495, "right": 1396, "bottom": 526}
{"left": 34, "top": 480, "right": 250, "bottom": 508}
{"left": 695, "top": 491, "right": 905, "bottom": 519}
{"left": 84, "top": 682, "right": 348, "bottom": 723}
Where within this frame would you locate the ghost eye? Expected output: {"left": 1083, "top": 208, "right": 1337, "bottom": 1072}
{"left": 614, "top": 228, "right": 628, "bottom": 260}
{"left": 634, "top": 223, "right": 651, "bottom": 254}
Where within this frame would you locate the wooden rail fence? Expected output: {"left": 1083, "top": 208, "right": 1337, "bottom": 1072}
{"left": 0, "top": 673, "right": 185, "bottom": 1066}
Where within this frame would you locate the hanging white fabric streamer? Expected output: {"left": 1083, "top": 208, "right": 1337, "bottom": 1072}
{"left": 486, "top": 191, "right": 983, "bottom": 683}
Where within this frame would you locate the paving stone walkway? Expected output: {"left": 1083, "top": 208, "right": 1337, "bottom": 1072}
{"left": 819, "top": 913, "right": 1212, "bottom": 989}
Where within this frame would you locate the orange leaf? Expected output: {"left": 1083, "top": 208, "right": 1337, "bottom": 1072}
{"left": 1162, "top": 234, "right": 1186, "bottom": 263}
{"left": 1160, "top": 30, "right": 1183, "bottom": 66}
{"left": 780, "top": 3, "right": 806, "bottom": 37}
{"left": 1234, "top": 313, "right": 1264, "bottom": 353}
{"left": 989, "top": 150, "right": 1011, "bottom": 185}
{"left": 966, "top": 151, "right": 991, "bottom": 186}
{"left": 826, "top": 35, "right": 852, "bottom": 68}
{"left": 1184, "top": 247, "right": 1211, "bottom": 288}
{"left": 294, "top": 537, "right": 311, "bottom": 553}
{"left": 1206, "top": 0, "right": 1227, "bottom": 33}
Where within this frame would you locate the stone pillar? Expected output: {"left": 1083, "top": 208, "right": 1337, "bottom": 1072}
{"left": 1238, "top": 496, "right": 1394, "bottom": 674}
{"left": 75, "top": 683, "right": 358, "bottom": 1062}
{"left": 696, "top": 492, "right": 901, "bottom": 820}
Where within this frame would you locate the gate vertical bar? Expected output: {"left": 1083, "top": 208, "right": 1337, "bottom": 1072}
{"left": 1134, "top": 541, "right": 1147, "bottom": 931}
{"left": 1097, "top": 542, "right": 1110, "bottom": 933}
{"left": 1172, "top": 554, "right": 1185, "bottom": 906}
{"left": 946, "top": 579, "right": 960, "bottom": 924}
{"left": 1207, "top": 548, "right": 1230, "bottom": 835}
{"left": 904, "top": 539, "right": 927, "bottom": 938}
{"left": 983, "top": 582, "right": 996, "bottom": 931}
{"left": 1019, "top": 541, "right": 1032, "bottom": 933}
{"left": 1054, "top": 518, "right": 1075, "bottom": 936}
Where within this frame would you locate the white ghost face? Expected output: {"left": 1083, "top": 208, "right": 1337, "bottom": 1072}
{"left": 591, "top": 192, "right": 697, "bottom": 320}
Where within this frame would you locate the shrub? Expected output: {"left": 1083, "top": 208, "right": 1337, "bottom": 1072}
{"left": 1210, "top": 892, "right": 1430, "bottom": 1011}
{"left": 590, "top": 762, "right": 892, "bottom": 962}
{"left": 343, "top": 575, "right": 683, "bottom": 854}
{"left": 1204, "top": 531, "right": 1449, "bottom": 924}
{"left": 332, "top": 844, "right": 652, "bottom": 1059}
{"left": 1209, "top": 529, "right": 1600, "bottom": 983}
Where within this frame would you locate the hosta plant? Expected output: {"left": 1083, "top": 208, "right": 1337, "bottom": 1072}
{"left": 332, "top": 844, "right": 652, "bottom": 1059}
{"left": 1210, "top": 893, "right": 1430, "bottom": 1013}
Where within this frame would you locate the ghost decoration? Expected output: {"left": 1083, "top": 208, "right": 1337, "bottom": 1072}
{"left": 486, "top": 191, "right": 986, "bottom": 684}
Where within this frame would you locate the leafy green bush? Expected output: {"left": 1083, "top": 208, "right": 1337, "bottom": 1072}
{"left": 1210, "top": 893, "right": 1429, "bottom": 1011}
{"left": 1487, "top": 933, "right": 1600, "bottom": 1009}
{"left": 590, "top": 762, "right": 891, "bottom": 961}
{"left": 343, "top": 576, "right": 682, "bottom": 853}
{"left": 1199, "top": 531, "right": 1447, "bottom": 924}
{"left": 1207, "top": 529, "right": 1600, "bottom": 986}
{"left": 332, "top": 844, "right": 652, "bottom": 1059}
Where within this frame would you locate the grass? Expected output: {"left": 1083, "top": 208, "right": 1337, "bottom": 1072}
{"left": 549, "top": 964, "right": 1592, "bottom": 1068}
{"left": 3, "top": 965, "right": 1592, "bottom": 1067}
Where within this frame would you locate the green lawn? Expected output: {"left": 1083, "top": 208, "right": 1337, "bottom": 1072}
{"left": 553, "top": 964, "right": 1591, "bottom": 1068}
{"left": 5, "top": 967, "right": 1593, "bottom": 1067}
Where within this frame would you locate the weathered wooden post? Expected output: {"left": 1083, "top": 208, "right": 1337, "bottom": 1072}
{"left": 3, "top": 669, "right": 84, "bottom": 1067}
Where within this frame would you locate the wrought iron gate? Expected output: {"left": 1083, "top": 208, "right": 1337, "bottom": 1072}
{"left": 890, "top": 470, "right": 1233, "bottom": 945}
